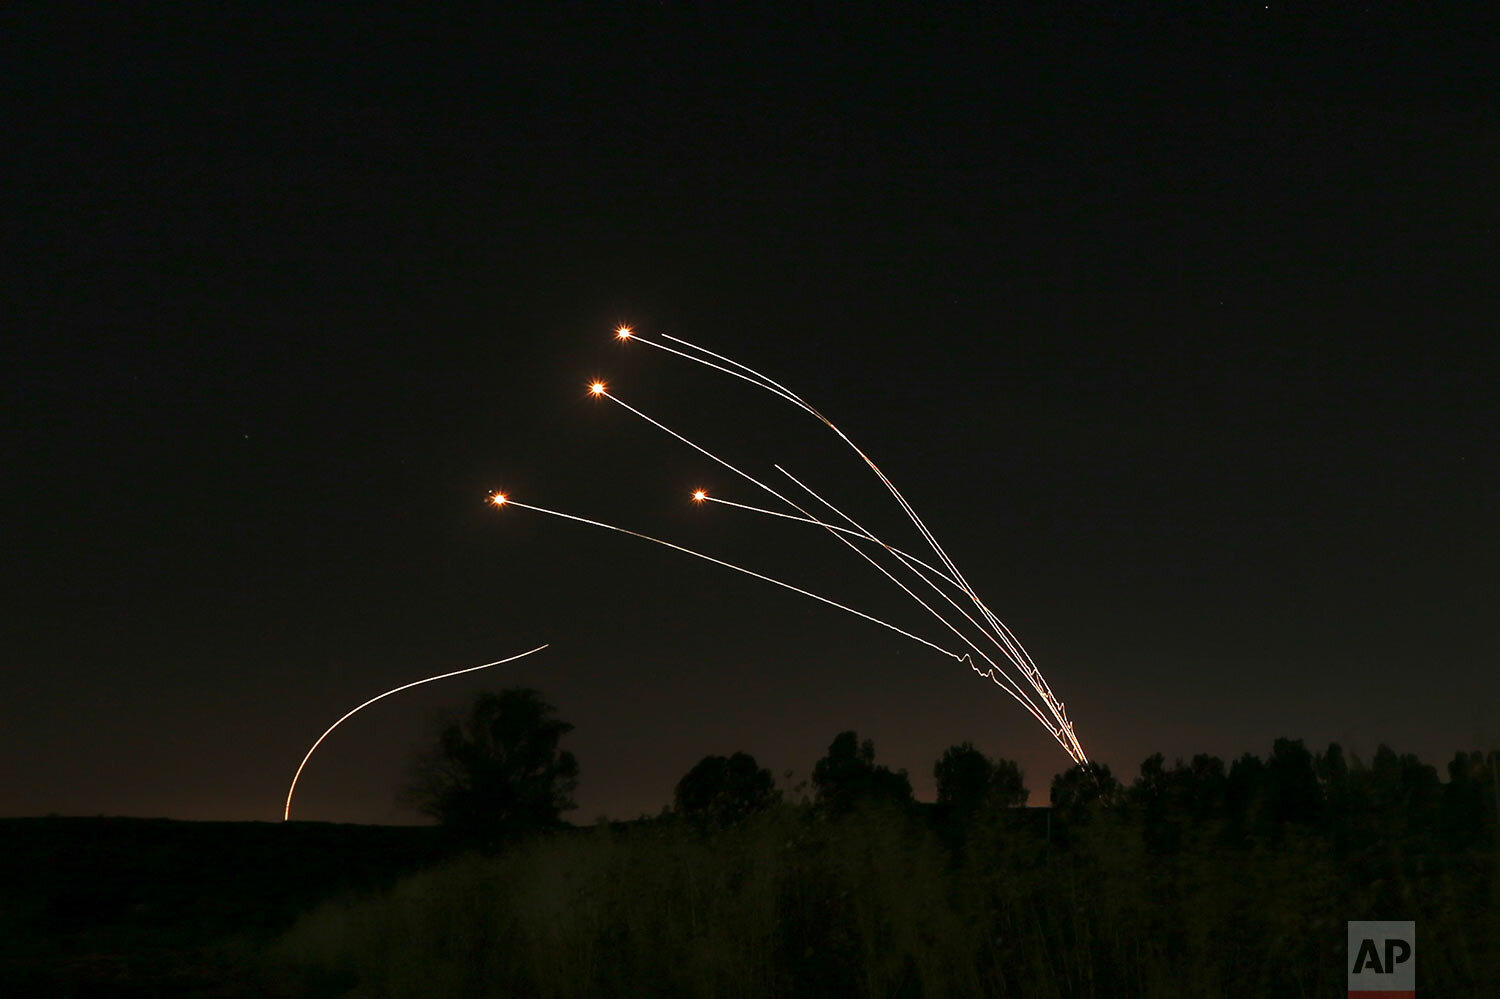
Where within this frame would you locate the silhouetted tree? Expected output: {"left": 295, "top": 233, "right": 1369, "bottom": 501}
{"left": 1224, "top": 752, "right": 1265, "bottom": 837}
{"left": 407, "top": 687, "right": 578, "bottom": 848}
{"left": 991, "top": 757, "right": 1027, "bottom": 808}
{"left": 1183, "top": 753, "right": 1227, "bottom": 818}
{"left": 1264, "top": 737, "right": 1322, "bottom": 826}
{"left": 674, "top": 752, "right": 778, "bottom": 826}
{"left": 1316, "top": 742, "right": 1350, "bottom": 801}
{"left": 1442, "top": 750, "right": 1500, "bottom": 850}
{"left": 1316, "top": 741, "right": 1348, "bottom": 781}
{"left": 1362, "top": 743, "right": 1443, "bottom": 848}
{"left": 812, "top": 731, "right": 913, "bottom": 814}
{"left": 1050, "top": 761, "right": 1120, "bottom": 817}
{"left": 1123, "top": 752, "right": 1228, "bottom": 852}
{"left": 934, "top": 742, "right": 990, "bottom": 813}
{"left": 1315, "top": 742, "right": 1361, "bottom": 849}
{"left": 1131, "top": 752, "right": 1171, "bottom": 808}
{"left": 1130, "top": 753, "right": 1181, "bottom": 853}
{"left": 934, "top": 742, "right": 1028, "bottom": 818}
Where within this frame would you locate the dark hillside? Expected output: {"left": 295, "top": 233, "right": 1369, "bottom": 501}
{"left": 0, "top": 816, "right": 448, "bottom": 995}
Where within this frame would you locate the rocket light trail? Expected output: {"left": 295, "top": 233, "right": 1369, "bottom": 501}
{"left": 772, "top": 463, "right": 1053, "bottom": 701}
{"left": 592, "top": 385, "right": 1009, "bottom": 684}
{"left": 653, "top": 332, "right": 1081, "bottom": 746}
{"left": 491, "top": 494, "right": 963, "bottom": 662}
{"left": 753, "top": 469, "right": 1050, "bottom": 689}
{"left": 628, "top": 331, "right": 978, "bottom": 606}
{"left": 711, "top": 488, "right": 1060, "bottom": 732}
{"left": 283, "top": 644, "right": 550, "bottom": 822}
{"left": 597, "top": 388, "right": 806, "bottom": 515}
{"left": 618, "top": 327, "right": 810, "bottom": 411}
{"left": 590, "top": 386, "right": 1056, "bottom": 727}
{"left": 656, "top": 331, "right": 998, "bottom": 633}
{"left": 611, "top": 328, "right": 1087, "bottom": 764}
{"left": 701, "top": 493, "right": 965, "bottom": 594}
{"left": 493, "top": 490, "right": 1055, "bottom": 736}
{"left": 602, "top": 373, "right": 1066, "bottom": 739}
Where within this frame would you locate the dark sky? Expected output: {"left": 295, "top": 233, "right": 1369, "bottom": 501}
{"left": 5, "top": 6, "right": 1496, "bottom": 824}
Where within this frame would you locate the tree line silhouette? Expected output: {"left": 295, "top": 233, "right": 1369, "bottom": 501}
{"left": 269, "top": 686, "right": 1499, "bottom": 994}
{"left": 406, "top": 687, "right": 1499, "bottom": 860}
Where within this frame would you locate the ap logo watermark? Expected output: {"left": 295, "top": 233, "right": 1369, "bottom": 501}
{"left": 1348, "top": 920, "right": 1414, "bottom": 997}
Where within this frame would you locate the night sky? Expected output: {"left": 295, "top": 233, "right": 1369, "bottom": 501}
{"left": 5, "top": 6, "right": 1495, "bottom": 825}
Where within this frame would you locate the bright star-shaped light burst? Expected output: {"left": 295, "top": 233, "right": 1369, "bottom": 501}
{"left": 615, "top": 325, "right": 633, "bottom": 340}
{"left": 589, "top": 380, "right": 607, "bottom": 396}
{"left": 489, "top": 492, "right": 508, "bottom": 507}
{"left": 692, "top": 489, "right": 708, "bottom": 502}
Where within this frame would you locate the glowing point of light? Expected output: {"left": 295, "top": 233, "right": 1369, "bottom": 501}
{"left": 597, "top": 330, "right": 1091, "bottom": 766}
{"left": 589, "top": 380, "right": 607, "bottom": 396}
{"left": 499, "top": 498, "right": 958, "bottom": 661}
{"left": 490, "top": 492, "right": 508, "bottom": 507}
{"left": 615, "top": 326, "right": 633, "bottom": 340}
{"left": 692, "top": 489, "right": 708, "bottom": 502}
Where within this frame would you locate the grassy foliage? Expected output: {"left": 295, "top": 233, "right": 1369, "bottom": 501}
{"left": 269, "top": 795, "right": 1498, "bottom": 997}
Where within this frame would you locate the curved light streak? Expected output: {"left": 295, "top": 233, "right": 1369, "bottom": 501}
{"left": 772, "top": 463, "right": 1045, "bottom": 697}
{"left": 621, "top": 330, "right": 1086, "bottom": 763}
{"left": 596, "top": 390, "right": 1056, "bottom": 735}
{"left": 495, "top": 497, "right": 963, "bottom": 662}
{"left": 283, "top": 644, "right": 550, "bottom": 821}
{"left": 767, "top": 467, "right": 1048, "bottom": 690}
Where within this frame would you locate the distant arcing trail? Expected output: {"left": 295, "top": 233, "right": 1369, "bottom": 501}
{"left": 283, "top": 644, "right": 550, "bottom": 821}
